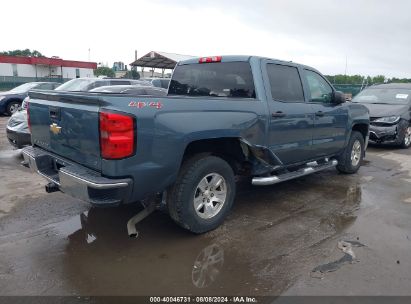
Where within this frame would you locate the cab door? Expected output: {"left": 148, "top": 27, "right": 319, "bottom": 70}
{"left": 302, "top": 69, "right": 348, "bottom": 157}
{"left": 263, "top": 61, "right": 315, "bottom": 165}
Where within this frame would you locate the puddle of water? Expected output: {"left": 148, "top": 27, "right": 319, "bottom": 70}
{"left": 1, "top": 167, "right": 368, "bottom": 296}
{"left": 49, "top": 213, "right": 85, "bottom": 237}
{"left": 311, "top": 240, "right": 366, "bottom": 275}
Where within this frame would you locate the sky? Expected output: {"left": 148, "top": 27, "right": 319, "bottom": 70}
{"left": 2, "top": 0, "right": 411, "bottom": 77}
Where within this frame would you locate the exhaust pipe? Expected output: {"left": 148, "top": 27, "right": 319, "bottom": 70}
{"left": 127, "top": 202, "right": 156, "bottom": 238}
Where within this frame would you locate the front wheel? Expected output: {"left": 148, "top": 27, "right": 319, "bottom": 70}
{"left": 400, "top": 125, "right": 411, "bottom": 149}
{"left": 168, "top": 155, "right": 236, "bottom": 234}
{"left": 337, "top": 131, "right": 365, "bottom": 174}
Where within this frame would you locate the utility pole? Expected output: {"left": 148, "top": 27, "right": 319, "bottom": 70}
{"left": 344, "top": 55, "right": 348, "bottom": 84}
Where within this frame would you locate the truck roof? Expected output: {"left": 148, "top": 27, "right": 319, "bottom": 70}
{"left": 178, "top": 55, "right": 315, "bottom": 71}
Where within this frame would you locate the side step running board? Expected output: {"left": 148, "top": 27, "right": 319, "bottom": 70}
{"left": 252, "top": 159, "right": 338, "bottom": 186}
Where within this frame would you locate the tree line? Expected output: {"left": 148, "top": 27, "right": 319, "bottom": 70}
{"left": 94, "top": 66, "right": 140, "bottom": 79}
{"left": 325, "top": 74, "right": 411, "bottom": 85}
{"left": 0, "top": 49, "right": 45, "bottom": 58}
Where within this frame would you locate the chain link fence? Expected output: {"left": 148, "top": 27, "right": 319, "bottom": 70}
{"left": 332, "top": 84, "right": 366, "bottom": 100}
{"left": 0, "top": 76, "right": 70, "bottom": 91}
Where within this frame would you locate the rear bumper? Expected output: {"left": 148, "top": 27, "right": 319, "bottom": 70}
{"left": 6, "top": 128, "right": 31, "bottom": 148}
{"left": 22, "top": 146, "right": 133, "bottom": 206}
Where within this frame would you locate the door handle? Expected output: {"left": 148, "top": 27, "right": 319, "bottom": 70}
{"left": 315, "top": 111, "right": 325, "bottom": 117}
{"left": 272, "top": 111, "right": 286, "bottom": 118}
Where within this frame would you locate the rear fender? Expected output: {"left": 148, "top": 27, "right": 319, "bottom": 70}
{"left": 239, "top": 138, "right": 283, "bottom": 175}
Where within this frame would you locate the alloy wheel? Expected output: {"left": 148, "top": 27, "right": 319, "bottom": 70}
{"left": 351, "top": 139, "right": 362, "bottom": 167}
{"left": 193, "top": 173, "right": 227, "bottom": 219}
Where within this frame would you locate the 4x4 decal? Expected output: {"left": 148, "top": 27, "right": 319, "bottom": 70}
{"left": 129, "top": 101, "right": 163, "bottom": 109}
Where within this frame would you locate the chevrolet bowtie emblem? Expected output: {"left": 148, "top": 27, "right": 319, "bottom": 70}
{"left": 50, "top": 123, "right": 62, "bottom": 135}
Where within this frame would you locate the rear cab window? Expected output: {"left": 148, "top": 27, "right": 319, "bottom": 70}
{"left": 168, "top": 62, "right": 256, "bottom": 98}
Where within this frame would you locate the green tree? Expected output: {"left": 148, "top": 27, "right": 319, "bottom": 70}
{"left": 388, "top": 77, "right": 411, "bottom": 83}
{"left": 372, "top": 75, "right": 385, "bottom": 84}
{"left": 124, "top": 70, "right": 140, "bottom": 80}
{"left": 94, "top": 67, "right": 115, "bottom": 78}
{"left": 0, "top": 49, "right": 45, "bottom": 57}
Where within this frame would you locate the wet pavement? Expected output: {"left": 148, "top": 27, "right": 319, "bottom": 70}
{"left": 0, "top": 115, "right": 411, "bottom": 296}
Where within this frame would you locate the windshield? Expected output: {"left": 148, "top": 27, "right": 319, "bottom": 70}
{"left": 9, "top": 83, "right": 40, "bottom": 93}
{"left": 55, "top": 79, "right": 97, "bottom": 91}
{"left": 352, "top": 88, "right": 411, "bottom": 105}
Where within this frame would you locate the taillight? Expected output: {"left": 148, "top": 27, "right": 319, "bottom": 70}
{"left": 199, "top": 56, "right": 222, "bottom": 63}
{"left": 99, "top": 111, "right": 135, "bottom": 159}
{"left": 22, "top": 96, "right": 30, "bottom": 109}
{"left": 27, "top": 101, "right": 31, "bottom": 132}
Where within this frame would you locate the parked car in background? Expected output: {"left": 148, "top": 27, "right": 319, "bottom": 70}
{"left": 6, "top": 109, "right": 30, "bottom": 148}
{"left": 55, "top": 78, "right": 151, "bottom": 92}
{"left": 141, "top": 77, "right": 170, "bottom": 89}
{"left": 352, "top": 83, "right": 411, "bottom": 148}
{"left": 90, "top": 85, "right": 167, "bottom": 96}
{"left": 0, "top": 82, "right": 60, "bottom": 115}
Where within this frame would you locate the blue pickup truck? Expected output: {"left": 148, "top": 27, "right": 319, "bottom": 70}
{"left": 22, "top": 55, "right": 369, "bottom": 233}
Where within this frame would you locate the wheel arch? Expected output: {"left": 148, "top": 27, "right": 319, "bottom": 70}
{"left": 5, "top": 98, "right": 23, "bottom": 113}
{"left": 181, "top": 137, "right": 283, "bottom": 176}
{"left": 182, "top": 137, "right": 247, "bottom": 175}
{"left": 351, "top": 123, "right": 369, "bottom": 141}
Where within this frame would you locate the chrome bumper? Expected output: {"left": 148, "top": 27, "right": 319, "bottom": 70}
{"left": 22, "top": 146, "right": 132, "bottom": 206}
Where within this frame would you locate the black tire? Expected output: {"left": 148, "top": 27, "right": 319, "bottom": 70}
{"left": 400, "top": 124, "right": 411, "bottom": 149}
{"left": 168, "top": 155, "right": 236, "bottom": 234}
{"left": 6, "top": 101, "right": 21, "bottom": 116}
{"left": 336, "top": 131, "right": 365, "bottom": 174}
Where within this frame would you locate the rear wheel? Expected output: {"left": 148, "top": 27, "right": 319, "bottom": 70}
{"left": 400, "top": 125, "right": 411, "bottom": 149}
{"left": 168, "top": 155, "right": 236, "bottom": 234}
{"left": 6, "top": 101, "right": 20, "bottom": 116}
{"left": 337, "top": 131, "right": 364, "bottom": 174}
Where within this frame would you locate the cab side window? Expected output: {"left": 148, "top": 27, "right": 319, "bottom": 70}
{"left": 304, "top": 70, "right": 333, "bottom": 103}
{"left": 267, "top": 64, "right": 304, "bottom": 102}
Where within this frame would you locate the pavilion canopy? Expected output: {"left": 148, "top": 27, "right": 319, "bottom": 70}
{"left": 130, "top": 51, "right": 195, "bottom": 69}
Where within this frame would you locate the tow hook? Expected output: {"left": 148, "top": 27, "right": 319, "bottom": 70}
{"left": 45, "top": 182, "right": 59, "bottom": 193}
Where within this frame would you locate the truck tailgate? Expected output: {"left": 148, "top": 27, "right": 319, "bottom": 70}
{"left": 29, "top": 91, "right": 102, "bottom": 171}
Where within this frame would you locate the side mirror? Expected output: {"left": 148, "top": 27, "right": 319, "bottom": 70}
{"left": 333, "top": 91, "right": 346, "bottom": 104}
